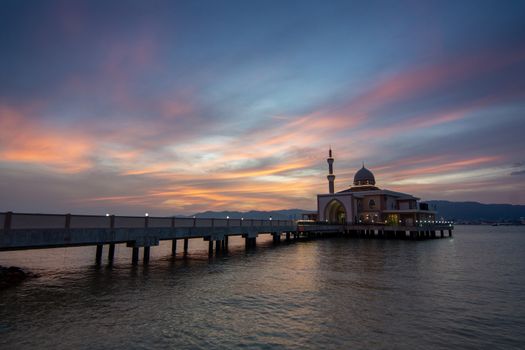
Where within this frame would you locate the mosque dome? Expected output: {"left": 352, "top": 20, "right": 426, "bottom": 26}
{"left": 353, "top": 165, "right": 376, "bottom": 186}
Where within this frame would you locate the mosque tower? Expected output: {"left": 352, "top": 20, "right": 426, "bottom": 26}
{"left": 327, "top": 148, "right": 335, "bottom": 194}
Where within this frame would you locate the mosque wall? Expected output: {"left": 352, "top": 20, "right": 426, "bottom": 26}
{"left": 317, "top": 193, "right": 354, "bottom": 223}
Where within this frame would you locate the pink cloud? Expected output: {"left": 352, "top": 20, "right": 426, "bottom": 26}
{"left": 0, "top": 105, "right": 94, "bottom": 172}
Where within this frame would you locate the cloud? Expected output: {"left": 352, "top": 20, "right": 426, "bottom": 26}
{"left": 1, "top": 2, "right": 525, "bottom": 212}
{"left": 0, "top": 105, "right": 95, "bottom": 172}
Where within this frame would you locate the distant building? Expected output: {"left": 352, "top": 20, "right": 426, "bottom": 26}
{"left": 317, "top": 149, "right": 436, "bottom": 225}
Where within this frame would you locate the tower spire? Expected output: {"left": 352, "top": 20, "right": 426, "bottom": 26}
{"left": 327, "top": 148, "right": 335, "bottom": 194}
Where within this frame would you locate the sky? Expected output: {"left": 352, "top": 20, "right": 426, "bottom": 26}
{"left": 1, "top": 0, "right": 525, "bottom": 215}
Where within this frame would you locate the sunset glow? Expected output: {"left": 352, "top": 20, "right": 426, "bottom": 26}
{"left": 1, "top": 1, "right": 524, "bottom": 215}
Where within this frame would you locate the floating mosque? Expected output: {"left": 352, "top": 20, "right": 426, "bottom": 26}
{"left": 317, "top": 149, "right": 436, "bottom": 225}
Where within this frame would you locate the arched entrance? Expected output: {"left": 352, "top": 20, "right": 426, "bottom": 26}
{"left": 325, "top": 199, "right": 347, "bottom": 224}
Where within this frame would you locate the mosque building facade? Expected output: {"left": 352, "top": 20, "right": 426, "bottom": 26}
{"left": 317, "top": 149, "right": 436, "bottom": 225}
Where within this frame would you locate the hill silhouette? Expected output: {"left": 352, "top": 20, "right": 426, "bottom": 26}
{"left": 190, "top": 201, "right": 525, "bottom": 223}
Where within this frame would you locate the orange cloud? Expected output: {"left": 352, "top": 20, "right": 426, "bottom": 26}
{"left": 0, "top": 106, "right": 94, "bottom": 172}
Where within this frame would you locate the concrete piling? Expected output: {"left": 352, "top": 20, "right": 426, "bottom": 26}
{"left": 132, "top": 247, "right": 139, "bottom": 264}
{"left": 245, "top": 237, "right": 256, "bottom": 249}
{"left": 108, "top": 243, "right": 115, "bottom": 261}
{"left": 95, "top": 244, "right": 103, "bottom": 264}
{"left": 143, "top": 246, "right": 150, "bottom": 264}
{"left": 171, "top": 239, "right": 177, "bottom": 256}
{"left": 183, "top": 238, "right": 189, "bottom": 254}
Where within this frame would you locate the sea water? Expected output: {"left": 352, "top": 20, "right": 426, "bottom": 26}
{"left": 1, "top": 226, "right": 524, "bottom": 349}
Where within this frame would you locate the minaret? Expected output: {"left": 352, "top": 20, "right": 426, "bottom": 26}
{"left": 327, "top": 148, "right": 335, "bottom": 194}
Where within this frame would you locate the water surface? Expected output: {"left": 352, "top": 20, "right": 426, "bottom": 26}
{"left": 1, "top": 226, "right": 524, "bottom": 349}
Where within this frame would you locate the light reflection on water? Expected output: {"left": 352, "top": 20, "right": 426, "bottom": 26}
{"left": 1, "top": 226, "right": 524, "bottom": 349}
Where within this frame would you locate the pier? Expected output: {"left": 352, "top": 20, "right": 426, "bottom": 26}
{"left": 0, "top": 212, "right": 453, "bottom": 264}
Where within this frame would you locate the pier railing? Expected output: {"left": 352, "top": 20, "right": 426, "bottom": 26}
{"left": 1, "top": 212, "right": 294, "bottom": 230}
{"left": 0, "top": 212, "right": 297, "bottom": 254}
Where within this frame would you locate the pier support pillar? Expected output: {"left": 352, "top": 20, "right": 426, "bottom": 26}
{"left": 95, "top": 244, "right": 103, "bottom": 264}
{"left": 286, "top": 232, "right": 291, "bottom": 242}
{"left": 224, "top": 236, "right": 229, "bottom": 250}
{"left": 215, "top": 240, "right": 221, "bottom": 254}
{"left": 108, "top": 243, "right": 115, "bottom": 261}
{"left": 171, "top": 239, "right": 177, "bottom": 256}
{"left": 132, "top": 247, "right": 139, "bottom": 264}
{"left": 208, "top": 240, "right": 213, "bottom": 256}
{"left": 448, "top": 229, "right": 452, "bottom": 237}
{"left": 440, "top": 230, "right": 444, "bottom": 238}
{"left": 143, "top": 246, "right": 150, "bottom": 264}
{"left": 184, "top": 238, "right": 189, "bottom": 254}
{"left": 245, "top": 237, "right": 256, "bottom": 249}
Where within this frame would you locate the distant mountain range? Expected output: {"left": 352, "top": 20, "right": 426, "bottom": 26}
{"left": 190, "top": 201, "right": 525, "bottom": 223}
{"left": 190, "top": 209, "right": 312, "bottom": 220}
{"left": 426, "top": 200, "right": 525, "bottom": 222}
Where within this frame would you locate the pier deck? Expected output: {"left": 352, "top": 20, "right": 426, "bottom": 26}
{"left": 0, "top": 212, "right": 453, "bottom": 264}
